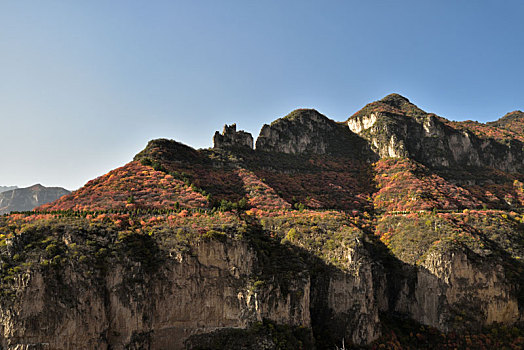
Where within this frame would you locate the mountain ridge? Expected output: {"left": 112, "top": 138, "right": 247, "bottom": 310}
{"left": 0, "top": 186, "right": 17, "bottom": 194}
{"left": 0, "top": 184, "right": 70, "bottom": 214}
{"left": 2, "top": 94, "right": 524, "bottom": 349}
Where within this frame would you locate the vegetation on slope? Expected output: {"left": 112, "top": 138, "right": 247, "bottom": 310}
{"left": 8, "top": 95, "right": 524, "bottom": 348}
{"left": 349, "top": 93, "right": 428, "bottom": 121}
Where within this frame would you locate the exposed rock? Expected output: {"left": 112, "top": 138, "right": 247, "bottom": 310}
{"left": 310, "top": 246, "right": 381, "bottom": 346}
{"left": 0, "top": 184, "right": 70, "bottom": 214}
{"left": 393, "top": 249, "right": 520, "bottom": 332}
{"left": 255, "top": 109, "right": 369, "bottom": 157}
{"left": 0, "top": 240, "right": 305, "bottom": 349}
{"left": 0, "top": 237, "right": 383, "bottom": 349}
{"left": 213, "top": 124, "right": 253, "bottom": 150}
{"left": 347, "top": 94, "right": 524, "bottom": 172}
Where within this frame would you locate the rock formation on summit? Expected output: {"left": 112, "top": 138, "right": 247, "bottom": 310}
{"left": 255, "top": 109, "right": 370, "bottom": 157}
{"left": 213, "top": 124, "right": 253, "bottom": 149}
{"left": 347, "top": 94, "right": 524, "bottom": 173}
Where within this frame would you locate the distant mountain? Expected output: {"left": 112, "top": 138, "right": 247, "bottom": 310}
{"left": 0, "top": 184, "right": 70, "bottom": 214}
{"left": 0, "top": 186, "right": 17, "bottom": 193}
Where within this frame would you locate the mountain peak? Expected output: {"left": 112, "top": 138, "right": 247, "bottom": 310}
{"left": 487, "top": 110, "right": 524, "bottom": 134}
{"left": 133, "top": 138, "right": 200, "bottom": 165}
{"left": 281, "top": 108, "right": 323, "bottom": 121}
{"left": 256, "top": 108, "right": 366, "bottom": 156}
{"left": 500, "top": 110, "right": 524, "bottom": 121}
{"left": 0, "top": 184, "right": 70, "bottom": 214}
{"left": 379, "top": 93, "right": 412, "bottom": 106}
{"left": 349, "top": 93, "right": 427, "bottom": 121}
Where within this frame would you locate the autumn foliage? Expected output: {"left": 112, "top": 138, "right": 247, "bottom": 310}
{"left": 39, "top": 162, "right": 208, "bottom": 211}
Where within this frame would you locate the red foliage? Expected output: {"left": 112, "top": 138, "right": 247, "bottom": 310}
{"left": 38, "top": 162, "right": 208, "bottom": 211}
{"left": 253, "top": 156, "right": 374, "bottom": 211}
{"left": 236, "top": 168, "right": 291, "bottom": 210}
{"left": 373, "top": 158, "right": 484, "bottom": 212}
{"left": 446, "top": 119, "right": 524, "bottom": 143}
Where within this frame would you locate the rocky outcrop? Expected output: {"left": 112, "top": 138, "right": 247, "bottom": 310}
{"left": 347, "top": 94, "right": 524, "bottom": 172}
{"left": 0, "top": 184, "right": 70, "bottom": 214}
{"left": 0, "top": 240, "right": 308, "bottom": 349}
{"left": 393, "top": 249, "right": 520, "bottom": 332}
{"left": 255, "top": 109, "right": 369, "bottom": 157}
{"left": 310, "top": 246, "right": 381, "bottom": 346}
{"left": 213, "top": 124, "right": 253, "bottom": 150}
{"left": 0, "top": 237, "right": 383, "bottom": 349}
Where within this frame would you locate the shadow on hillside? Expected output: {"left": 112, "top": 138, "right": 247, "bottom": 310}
{"left": 236, "top": 213, "right": 524, "bottom": 348}
{"left": 236, "top": 213, "right": 422, "bottom": 349}
{"left": 465, "top": 229, "right": 524, "bottom": 309}
{"left": 235, "top": 133, "right": 378, "bottom": 211}
{"left": 135, "top": 132, "right": 380, "bottom": 212}
{"left": 432, "top": 165, "right": 524, "bottom": 209}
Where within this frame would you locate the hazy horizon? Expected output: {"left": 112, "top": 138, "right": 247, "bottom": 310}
{"left": 2, "top": 1, "right": 523, "bottom": 190}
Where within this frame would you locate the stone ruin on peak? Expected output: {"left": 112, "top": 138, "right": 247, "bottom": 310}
{"left": 213, "top": 124, "right": 253, "bottom": 149}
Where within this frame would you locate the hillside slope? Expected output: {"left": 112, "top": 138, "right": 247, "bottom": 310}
{"left": 1, "top": 96, "right": 523, "bottom": 349}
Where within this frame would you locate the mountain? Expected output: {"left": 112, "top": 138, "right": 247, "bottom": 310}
{"left": 0, "top": 184, "right": 70, "bottom": 214}
{"left": 1, "top": 95, "right": 524, "bottom": 349}
{"left": 488, "top": 110, "right": 524, "bottom": 135}
{"left": 0, "top": 186, "right": 17, "bottom": 193}
{"left": 348, "top": 94, "right": 524, "bottom": 172}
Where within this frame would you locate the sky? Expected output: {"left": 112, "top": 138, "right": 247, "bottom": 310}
{"left": 1, "top": 1, "right": 523, "bottom": 190}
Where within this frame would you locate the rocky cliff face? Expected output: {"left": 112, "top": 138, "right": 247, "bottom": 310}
{"left": 310, "top": 246, "right": 381, "bottom": 346}
{"left": 0, "top": 239, "right": 310, "bottom": 349}
{"left": 347, "top": 94, "right": 524, "bottom": 172}
{"left": 392, "top": 248, "right": 520, "bottom": 332}
{"left": 0, "top": 213, "right": 386, "bottom": 350}
{"left": 213, "top": 124, "right": 254, "bottom": 150}
{"left": 2, "top": 217, "right": 521, "bottom": 349}
{"left": 255, "top": 109, "right": 369, "bottom": 157}
{"left": 0, "top": 184, "right": 70, "bottom": 214}
{"left": 0, "top": 230, "right": 384, "bottom": 350}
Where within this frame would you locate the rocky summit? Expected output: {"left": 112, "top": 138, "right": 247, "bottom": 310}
{"left": 1, "top": 94, "right": 524, "bottom": 349}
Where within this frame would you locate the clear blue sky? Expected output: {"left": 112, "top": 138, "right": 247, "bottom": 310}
{"left": 1, "top": 1, "right": 523, "bottom": 190}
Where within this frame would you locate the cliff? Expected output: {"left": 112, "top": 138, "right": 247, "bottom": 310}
{"left": 0, "top": 214, "right": 381, "bottom": 349}
{"left": 255, "top": 109, "right": 370, "bottom": 158}
{"left": 213, "top": 124, "right": 253, "bottom": 150}
{"left": 347, "top": 94, "right": 524, "bottom": 173}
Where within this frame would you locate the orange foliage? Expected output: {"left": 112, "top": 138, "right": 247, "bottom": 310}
{"left": 39, "top": 162, "right": 208, "bottom": 211}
